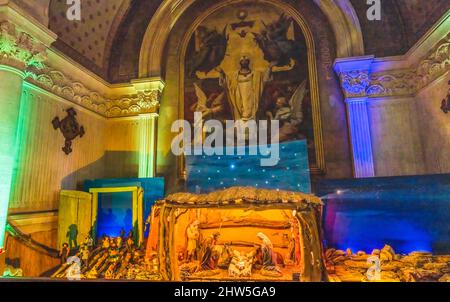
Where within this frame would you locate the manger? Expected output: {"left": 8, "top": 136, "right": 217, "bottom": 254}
{"left": 146, "top": 187, "right": 327, "bottom": 281}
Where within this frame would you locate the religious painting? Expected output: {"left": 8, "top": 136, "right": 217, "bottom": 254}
{"left": 183, "top": 2, "right": 319, "bottom": 170}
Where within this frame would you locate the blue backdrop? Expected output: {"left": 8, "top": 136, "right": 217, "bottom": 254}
{"left": 317, "top": 174, "right": 450, "bottom": 255}
{"left": 84, "top": 178, "right": 165, "bottom": 238}
{"left": 185, "top": 140, "right": 311, "bottom": 193}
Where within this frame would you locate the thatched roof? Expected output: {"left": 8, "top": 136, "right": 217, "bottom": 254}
{"left": 158, "top": 186, "right": 322, "bottom": 206}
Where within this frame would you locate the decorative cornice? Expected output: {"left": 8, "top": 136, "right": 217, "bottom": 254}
{"left": 367, "top": 70, "right": 417, "bottom": 97}
{"left": 25, "top": 68, "right": 110, "bottom": 115}
{"left": 104, "top": 89, "right": 162, "bottom": 117}
{"left": 0, "top": 20, "right": 163, "bottom": 118}
{"left": 0, "top": 11, "right": 164, "bottom": 119}
{"left": 25, "top": 67, "right": 164, "bottom": 118}
{"left": 335, "top": 35, "right": 450, "bottom": 99}
{"left": 415, "top": 35, "right": 450, "bottom": 90}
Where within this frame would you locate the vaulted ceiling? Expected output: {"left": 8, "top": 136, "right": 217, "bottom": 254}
{"left": 46, "top": 0, "right": 450, "bottom": 83}
{"left": 350, "top": 0, "right": 450, "bottom": 56}
{"left": 48, "top": 0, "right": 133, "bottom": 78}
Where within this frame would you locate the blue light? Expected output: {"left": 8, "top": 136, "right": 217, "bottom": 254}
{"left": 345, "top": 99, "right": 375, "bottom": 177}
{"left": 230, "top": 164, "right": 235, "bottom": 169}
{"left": 319, "top": 174, "right": 450, "bottom": 254}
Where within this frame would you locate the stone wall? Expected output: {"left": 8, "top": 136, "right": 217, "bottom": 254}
{"left": 415, "top": 76, "right": 450, "bottom": 174}
{"left": 368, "top": 97, "right": 425, "bottom": 176}
{"left": 8, "top": 86, "right": 107, "bottom": 213}
{"left": 334, "top": 12, "right": 450, "bottom": 178}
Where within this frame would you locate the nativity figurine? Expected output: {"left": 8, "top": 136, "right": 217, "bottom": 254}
{"left": 256, "top": 232, "right": 282, "bottom": 277}
{"left": 186, "top": 220, "right": 201, "bottom": 262}
{"left": 199, "top": 232, "right": 221, "bottom": 270}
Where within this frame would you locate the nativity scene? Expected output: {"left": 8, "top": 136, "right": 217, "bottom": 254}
{"left": 147, "top": 187, "right": 324, "bottom": 281}
{"left": 0, "top": 0, "right": 449, "bottom": 284}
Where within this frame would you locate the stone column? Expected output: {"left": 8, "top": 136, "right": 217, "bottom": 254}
{"left": 131, "top": 78, "right": 165, "bottom": 178}
{"left": 334, "top": 56, "right": 375, "bottom": 178}
{"left": 138, "top": 113, "right": 159, "bottom": 178}
{"left": 0, "top": 65, "right": 25, "bottom": 247}
{"left": 0, "top": 18, "right": 50, "bottom": 247}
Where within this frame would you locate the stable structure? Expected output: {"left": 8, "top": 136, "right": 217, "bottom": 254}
{"left": 58, "top": 187, "right": 144, "bottom": 250}
{"left": 147, "top": 187, "right": 327, "bottom": 281}
{"left": 57, "top": 190, "right": 95, "bottom": 251}
{"left": 89, "top": 186, "right": 144, "bottom": 246}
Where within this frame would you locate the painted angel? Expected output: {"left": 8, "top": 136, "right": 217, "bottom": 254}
{"left": 266, "top": 80, "right": 308, "bottom": 141}
{"left": 266, "top": 79, "right": 307, "bottom": 123}
{"left": 190, "top": 82, "right": 225, "bottom": 121}
{"left": 253, "top": 13, "right": 301, "bottom": 66}
{"left": 190, "top": 83, "right": 225, "bottom": 145}
{"left": 187, "top": 26, "right": 228, "bottom": 77}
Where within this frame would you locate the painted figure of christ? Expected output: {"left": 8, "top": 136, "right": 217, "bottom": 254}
{"left": 196, "top": 56, "right": 295, "bottom": 122}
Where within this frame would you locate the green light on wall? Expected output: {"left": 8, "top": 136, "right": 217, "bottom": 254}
{"left": 0, "top": 167, "right": 14, "bottom": 247}
{"left": 0, "top": 65, "right": 25, "bottom": 248}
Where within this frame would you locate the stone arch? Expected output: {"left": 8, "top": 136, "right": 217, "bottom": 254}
{"left": 138, "top": 0, "right": 364, "bottom": 78}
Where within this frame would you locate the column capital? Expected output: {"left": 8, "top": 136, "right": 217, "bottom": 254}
{"left": 0, "top": 2, "right": 57, "bottom": 72}
{"left": 132, "top": 78, "right": 165, "bottom": 115}
{"left": 0, "top": 20, "right": 48, "bottom": 71}
{"left": 334, "top": 56, "right": 374, "bottom": 98}
{"left": 105, "top": 78, "right": 165, "bottom": 118}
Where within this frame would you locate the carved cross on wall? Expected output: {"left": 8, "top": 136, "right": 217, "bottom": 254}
{"left": 441, "top": 80, "right": 450, "bottom": 114}
{"left": 52, "top": 108, "right": 85, "bottom": 155}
